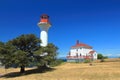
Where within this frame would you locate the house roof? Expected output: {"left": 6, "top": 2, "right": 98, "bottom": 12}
{"left": 71, "top": 40, "right": 92, "bottom": 49}
{"left": 89, "top": 50, "right": 95, "bottom": 54}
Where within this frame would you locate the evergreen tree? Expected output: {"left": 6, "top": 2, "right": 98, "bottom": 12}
{"left": 0, "top": 42, "right": 16, "bottom": 68}
{"left": 0, "top": 34, "right": 58, "bottom": 73}
{"left": 34, "top": 43, "right": 58, "bottom": 68}
{"left": 0, "top": 41, "right": 5, "bottom": 65}
{"left": 97, "top": 53, "right": 104, "bottom": 59}
{"left": 0, "top": 34, "right": 40, "bottom": 73}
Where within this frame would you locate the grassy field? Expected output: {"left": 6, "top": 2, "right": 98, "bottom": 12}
{"left": 0, "top": 58, "right": 120, "bottom": 80}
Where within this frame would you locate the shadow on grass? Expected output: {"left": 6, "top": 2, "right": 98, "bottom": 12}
{"left": 1, "top": 67, "right": 55, "bottom": 78}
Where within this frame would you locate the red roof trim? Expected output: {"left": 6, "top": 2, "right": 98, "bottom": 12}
{"left": 71, "top": 43, "right": 92, "bottom": 49}
{"left": 71, "top": 40, "right": 92, "bottom": 49}
{"left": 89, "top": 50, "right": 95, "bottom": 54}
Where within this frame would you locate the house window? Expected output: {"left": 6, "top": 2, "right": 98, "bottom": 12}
{"left": 76, "top": 53, "right": 78, "bottom": 57}
{"left": 94, "top": 54, "right": 96, "bottom": 56}
{"left": 80, "top": 53, "right": 81, "bottom": 56}
{"left": 76, "top": 49, "right": 78, "bottom": 51}
{"left": 80, "top": 48, "right": 82, "bottom": 49}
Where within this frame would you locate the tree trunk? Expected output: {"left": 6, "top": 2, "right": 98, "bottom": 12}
{"left": 20, "top": 66, "right": 25, "bottom": 73}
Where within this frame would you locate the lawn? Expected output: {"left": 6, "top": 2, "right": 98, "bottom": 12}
{"left": 0, "top": 58, "right": 120, "bottom": 80}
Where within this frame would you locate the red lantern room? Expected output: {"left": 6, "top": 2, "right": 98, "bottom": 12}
{"left": 40, "top": 14, "right": 49, "bottom": 23}
{"left": 38, "top": 14, "right": 51, "bottom": 28}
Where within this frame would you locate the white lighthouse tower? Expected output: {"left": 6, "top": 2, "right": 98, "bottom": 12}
{"left": 37, "top": 14, "right": 51, "bottom": 47}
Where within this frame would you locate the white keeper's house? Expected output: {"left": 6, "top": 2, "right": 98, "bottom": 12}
{"left": 67, "top": 40, "right": 97, "bottom": 62}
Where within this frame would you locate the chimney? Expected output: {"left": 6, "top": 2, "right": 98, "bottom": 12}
{"left": 76, "top": 40, "right": 79, "bottom": 45}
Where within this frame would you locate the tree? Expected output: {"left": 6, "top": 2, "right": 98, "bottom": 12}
{"left": 0, "top": 42, "right": 16, "bottom": 67}
{"left": 0, "top": 34, "right": 40, "bottom": 73}
{"left": 97, "top": 53, "right": 103, "bottom": 59}
{"left": 0, "top": 41, "right": 5, "bottom": 64}
{"left": 0, "top": 34, "right": 59, "bottom": 73}
{"left": 97, "top": 53, "right": 108, "bottom": 59}
{"left": 97, "top": 53, "right": 108, "bottom": 62}
{"left": 34, "top": 43, "right": 58, "bottom": 68}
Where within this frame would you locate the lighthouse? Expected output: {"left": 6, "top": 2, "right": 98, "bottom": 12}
{"left": 37, "top": 14, "right": 51, "bottom": 47}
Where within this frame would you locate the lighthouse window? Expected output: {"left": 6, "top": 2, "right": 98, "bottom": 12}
{"left": 42, "top": 16, "right": 48, "bottom": 19}
{"left": 44, "top": 16, "right": 47, "bottom": 19}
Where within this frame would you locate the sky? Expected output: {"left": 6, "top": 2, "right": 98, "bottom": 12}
{"left": 0, "top": 0, "right": 120, "bottom": 58}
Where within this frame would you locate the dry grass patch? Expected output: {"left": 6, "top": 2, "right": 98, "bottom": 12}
{"left": 0, "top": 59, "right": 120, "bottom": 80}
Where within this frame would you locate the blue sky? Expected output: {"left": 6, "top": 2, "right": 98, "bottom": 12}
{"left": 0, "top": 0, "right": 120, "bottom": 57}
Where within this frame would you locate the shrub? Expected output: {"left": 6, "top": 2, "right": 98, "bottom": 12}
{"left": 84, "top": 59, "right": 91, "bottom": 63}
{"left": 100, "top": 58, "right": 105, "bottom": 62}
{"left": 49, "top": 59, "right": 64, "bottom": 67}
{"left": 97, "top": 53, "right": 108, "bottom": 59}
{"left": 97, "top": 54, "right": 103, "bottom": 59}
{"left": 103, "top": 56, "right": 108, "bottom": 59}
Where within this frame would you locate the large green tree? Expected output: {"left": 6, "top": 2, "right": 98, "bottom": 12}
{"left": 0, "top": 42, "right": 5, "bottom": 65}
{"left": 34, "top": 43, "right": 58, "bottom": 68}
{"left": 0, "top": 42, "right": 15, "bottom": 66}
{"left": 0, "top": 34, "right": 40, "bottom": 73}
{"left": 0, "top": 34, "right": 58, "bottom": 73}
{"left": 10, "top": 34, "right": 41, "bottom": 73}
